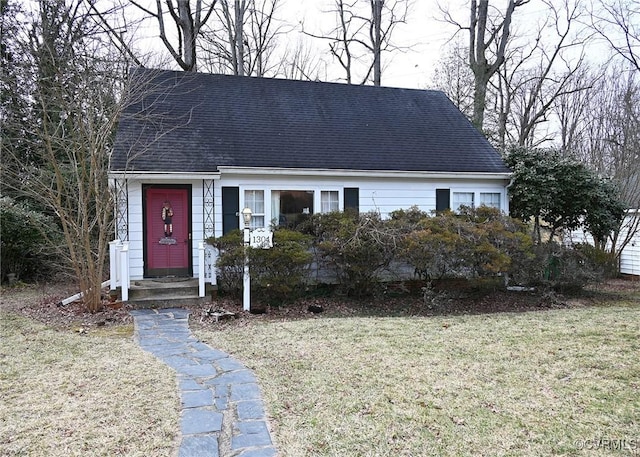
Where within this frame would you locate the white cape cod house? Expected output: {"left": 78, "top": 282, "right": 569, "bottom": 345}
{"left": 108, "top": 68, "right": 512, "bottom": 301}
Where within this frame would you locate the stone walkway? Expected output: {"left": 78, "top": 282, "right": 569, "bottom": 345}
{"left": 130, "top": 308, "right": 277, "bottom": 457}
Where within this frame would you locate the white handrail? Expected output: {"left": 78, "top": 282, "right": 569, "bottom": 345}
{"left": 198, "top": 242, "right": 205, "bottom": 297}
{"left": 109, "top": 240, "right": 122, "bottom": 291}
{"left": 120, "top": 242, "right": 129, "bottom": 301}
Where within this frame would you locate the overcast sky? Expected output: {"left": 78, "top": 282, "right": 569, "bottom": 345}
{"left": 270, "top": 0, "right": 587, "bottom": 89}
{"left": 127, "top": 0, "right": 616, "bottom": 89}
{"left": 283, "top": 0, "right": 458, "bottom": 89}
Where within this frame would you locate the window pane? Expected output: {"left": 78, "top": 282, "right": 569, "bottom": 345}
{"left": 321, "top": 191, "right": 339, "bottom": 213}
{"left": 244, "top": 190, "right": 265, "bottom": 228}
{"left": 452, "top": 192, "right": 474, "bottom": 211}
{"left": 246, "top": 190, "right": 264, "bottom": 213}
{"left": 251, "top": 216, "right": 265, "bottom": 227}
{"left": 479, "top": 192, "right": 501, "bottom": 208}
{"left": 275, "top": 190, "right": 313, "bottom": 227}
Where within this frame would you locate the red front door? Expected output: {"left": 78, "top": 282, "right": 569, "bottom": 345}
{"left": 144, "top": 186, "right": 191, "bottom": 277}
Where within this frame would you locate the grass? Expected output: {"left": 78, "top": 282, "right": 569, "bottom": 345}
{"left": 0, "top": 312, "right": 180, "bottom": 457}
{"left": 195, "top": 303, "right": 640, "bottom": 456}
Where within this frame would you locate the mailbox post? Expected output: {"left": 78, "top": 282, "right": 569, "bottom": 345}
{"left": 241, "top": 207, "right": 252, "bottom": 311}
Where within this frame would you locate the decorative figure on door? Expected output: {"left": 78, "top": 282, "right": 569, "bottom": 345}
{"left": 162, "top": 201, "right": 174, "bottom": 237}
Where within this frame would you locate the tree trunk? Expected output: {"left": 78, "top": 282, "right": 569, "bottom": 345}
{"left": 371, "top": 0, "right": 383, "bottom": 86}
{"left": 235, "top": 0, "right": 245, "bottom": 76}
{"left": 177, "top": 0, "right": 197, "bottom": 71}
{"left": 472, "top": 70, "right": 489, "bottom": 131}
{"left": 468, "top": 0, "right": 522, "bottom": 131}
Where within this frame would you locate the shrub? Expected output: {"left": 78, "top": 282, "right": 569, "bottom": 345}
{"left": 515, "top": 243, "right": 605, "bottom": 293}
{"left": 547, "top": 243, "right": 605, "bottom": 293}
{"left": 389, "top": 205, "right": 430, "bottom": 225}
{"left": 0, "top": 197, "right": 61, "bottom": 283}
{"left": 573, "top": 243, "right": 618, "bottom": 278}
{"left": 399, "top": 216, "right": 468, "bottom": 280}
{"left": 300, "top": 211, "right": 400, "bottom": 297}
{"left": 398, "top": 207, "right": 534, "bottom": 282}
{"left": 207, "top": 230, "right": 244, "bottom": 296}
{"left": 248, "top": 229, "right": 313, "bottom": 305}
{"left": 458, "top": 206, "right": 534, "bottom": 281}
{"left": 208, "top": 229, "right": 313, "bottom": 304}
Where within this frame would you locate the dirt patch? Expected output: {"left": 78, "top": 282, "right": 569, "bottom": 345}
{"left": 2, "top": 277, "right": 637, "bottom": 330}
{"left": 0, "top": 282, "right": 133, "bottom": 329}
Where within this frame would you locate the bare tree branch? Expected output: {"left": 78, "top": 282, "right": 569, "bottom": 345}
{"left": 303, "top": 0, "right": 409, "bottom": 85}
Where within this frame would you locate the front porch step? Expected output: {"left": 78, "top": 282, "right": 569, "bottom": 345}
{"left": 125, "top": 278, "right": 208, "bottom": 308}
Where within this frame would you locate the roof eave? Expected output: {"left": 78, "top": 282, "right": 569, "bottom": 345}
{"left": 217, "top": 166, "right": 512, "bottom": 180}
{"left": 108, "top": 171, "right": 221, "bottom": 180}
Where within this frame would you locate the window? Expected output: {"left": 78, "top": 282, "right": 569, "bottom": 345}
{"left": 479, "top": 192, "right": 501, "bottom": 209}
{"left": 244, "top": 190, "right": 265, "bottom": 228}
{"left": 272, "top": 190, "right": 314, "bottom": 227}
{"left": 452, "top": 192, "right": 474, "bottom": 212}
{"left": 321, "top": 191, "right": 339, "bottom": 213}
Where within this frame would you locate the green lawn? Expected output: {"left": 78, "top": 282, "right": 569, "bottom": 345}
{"left": 0, "top": 313, "right": 179, "bottom": 457}
{"left": 196, "top": 304, "right": 640, "bottom": 456}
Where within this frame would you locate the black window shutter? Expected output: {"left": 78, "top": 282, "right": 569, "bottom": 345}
{"left": 222, "top": 187, "right": 240, "bottom": 234}
{"left": 344, "top": 187, "right": 359, "bottom": 214}
{"left": 436, "top": 189, "right": 450, "bottom": 212}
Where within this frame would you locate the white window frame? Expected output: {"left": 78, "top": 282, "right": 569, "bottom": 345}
{"left": 321, "top": 190, "right": 340, "bottom": 213}
{"left": 242, "top": 186, "right": 344, "bottom": 228}
{"left": 244, "top": 189, "right": 265, "bottom": 228}
{"left": 452, "top": 191, "right": 475, "bottom": 212}
{"left": 479, "top": 192, "right": 501, "bottom": 209}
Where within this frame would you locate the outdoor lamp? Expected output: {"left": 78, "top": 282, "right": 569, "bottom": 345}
{"left": 241, "top": 207, "right": 252, "bottom": 227}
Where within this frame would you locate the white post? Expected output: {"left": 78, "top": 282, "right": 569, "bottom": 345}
{"left": 120, "top": 242, "right": 129, "bottom": 302}
{"left": 109, "top": 240, "right": 121, "bottom": 290}
{"left": 241, "top": 207, "right": 252, "bottom": 312}
{"left": 198, "top": 241, "right": 205, "bottom": 297}
{"left": 243, "top": 225, "right": 251, "bottom": 311}
{"left": 211, "top": 247, "right": 218, "bottom": 287}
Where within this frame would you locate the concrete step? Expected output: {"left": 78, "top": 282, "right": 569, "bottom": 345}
{"left": 128, "top": 296, "right": 208, "bottom": 308}
{"left": 126, "top": 278, "right": 207, "bottom": 308}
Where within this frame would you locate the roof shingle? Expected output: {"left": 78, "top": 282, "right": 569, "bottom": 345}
{"left": 111, "top": 68, "right": 510, "bottom": 174}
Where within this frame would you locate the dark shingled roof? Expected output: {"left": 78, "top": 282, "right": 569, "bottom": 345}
{"left": 111, "top": 68, "right": 510, "bottom": 174}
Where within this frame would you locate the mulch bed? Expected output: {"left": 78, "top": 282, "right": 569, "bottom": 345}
{"left": 2, "top": 278, "right": 637, "bottom": 331}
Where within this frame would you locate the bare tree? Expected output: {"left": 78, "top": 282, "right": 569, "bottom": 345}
{"left": 304, "top": 0, "right": 410, "bottom": 85}
{"left": 509, "top": 1, "right": 592, "bottom": 147}
{"left": 2, "top": 0, "right": 130, "bottom": 311}
{"left": 553, "top": 67, "right": 598, "bottom": 154}
{"left": 590, "top": 0, "right": 639, "bottom": 72}
{"left": 218, "top": 0, "right": 248, "bottom": 75}
{"left": 199, "top": 0, "right": 287, "bottom": 76}
{"left": 276, "top": 38, "right": 327, "bottom": 81}
{"left": 130, "top": 0, "right": 218, "bottom": 71}
{"left": 442, "top": 0, "right": 528, "bottom": 130}
{"left": 83, "top": 0, "right": 145, "bottom": 67}
{"left": 558, "top": 68, "right": 640, "bottom": 259}
{"left": 429, "top": 38, "right": 474, "bottom": 120}
{"left": 369, "top": 0, "right": 383, "bottom": 85}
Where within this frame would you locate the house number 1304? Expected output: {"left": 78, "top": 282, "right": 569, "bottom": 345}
{"left": 250, "top": 229, "right": 273, "bottom": 249}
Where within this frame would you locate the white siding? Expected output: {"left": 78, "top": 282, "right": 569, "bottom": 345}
{"left": 127, "top": 182, "right": 144, "bottom": 279}
{"left": 120, "top": 172, "right": 510, "bottom": 279}
{"left": 191, "top": 180, "right": 204, "bottom": 278}
{"left": 569, "top": 211, "right": 640, "bottom": 276}
{"left": 619, "top": 212, "right": 640, "bottom": 276}
{"left": 213, "top": 173, "right": 510, "bottom": 237}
